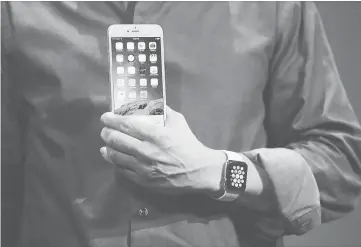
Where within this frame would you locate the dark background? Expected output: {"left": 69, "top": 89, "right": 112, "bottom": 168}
{"left": 285, "top": 2, "right": 361, "bottom": 247}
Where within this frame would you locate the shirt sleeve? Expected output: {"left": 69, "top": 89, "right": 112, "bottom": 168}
{"left": 242, "top": 2, "right": 361, "bottom": 236}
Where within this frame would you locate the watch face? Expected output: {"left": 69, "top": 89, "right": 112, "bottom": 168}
{"left": 226, "top": 160, "right": 248, "bottom": 192}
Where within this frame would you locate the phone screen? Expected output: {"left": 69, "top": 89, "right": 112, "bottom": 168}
{"left": 110, "top": 37, "right": 164, "bottom": 116}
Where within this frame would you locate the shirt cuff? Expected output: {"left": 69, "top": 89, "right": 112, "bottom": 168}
{"left": 242, "top": 148, "right": 322, "bottom": 235}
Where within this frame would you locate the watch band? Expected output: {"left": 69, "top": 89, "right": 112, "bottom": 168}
{"left": 215, "top": 150, "right": 248, "bottom": 202}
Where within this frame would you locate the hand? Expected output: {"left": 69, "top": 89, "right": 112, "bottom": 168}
{"left": 100, "top": 106, "right": 226, "bottom": 196}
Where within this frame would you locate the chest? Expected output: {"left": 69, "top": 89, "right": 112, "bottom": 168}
{"left": 9, "top": 2, "right": 275, "bottom": 146}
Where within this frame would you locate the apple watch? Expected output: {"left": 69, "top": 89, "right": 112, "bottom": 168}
{"left": 215, "top": 151, "right": 249, "bottom": 202}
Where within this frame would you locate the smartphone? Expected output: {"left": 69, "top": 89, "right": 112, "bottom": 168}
{"left": 108, "top": 24, "right": 166, "bottom": 126}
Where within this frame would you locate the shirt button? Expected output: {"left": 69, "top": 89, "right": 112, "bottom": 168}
{"left": 138, "top": 207, "right": 149, "bottom": 217}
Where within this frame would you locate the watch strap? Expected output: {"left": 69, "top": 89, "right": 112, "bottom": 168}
{"left": 215, "top": 150, "right": 247, "bottom": 202}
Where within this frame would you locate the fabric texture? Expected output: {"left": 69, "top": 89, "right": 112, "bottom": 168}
{"left": 2, "top": 2, "right": 361, "bottom": 247}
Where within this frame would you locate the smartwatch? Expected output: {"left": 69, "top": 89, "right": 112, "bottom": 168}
{"left": 215, "top": 151, "right": 249, "bottom": 202}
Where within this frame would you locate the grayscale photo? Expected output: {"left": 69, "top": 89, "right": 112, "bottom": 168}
{"left": 2, "top": 1, "right": 361, "bottom": 247}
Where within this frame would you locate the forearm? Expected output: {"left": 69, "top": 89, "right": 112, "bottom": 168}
{"left": 242, "top": 148, "right": 322, "bottom": 235}
{"left": 204, "top": 149, "right": 278, "bottom": 212}
{"left": 202, "top": 148, "right": 321, "bottom": 236}
{"left": 203, "top": 138, "right": 361, "bottom": 237}
{"left": 207, "top": 148, "right": 321, "bottom": 234}
{"left": 233, "top": 154, "right": 277, "bottom": 212}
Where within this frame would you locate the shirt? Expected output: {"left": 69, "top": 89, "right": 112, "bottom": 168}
{"left": 2, "top": 2, "right": 361, "bottom": 247}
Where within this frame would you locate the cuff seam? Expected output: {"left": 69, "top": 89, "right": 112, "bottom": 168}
{"left": 287, "top": 206, "right": 321, "bottom": 235}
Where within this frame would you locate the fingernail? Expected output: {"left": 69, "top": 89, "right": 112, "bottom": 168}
{"left": 100, "top": 114, "right": 107, "bottom": 123}
{"left": 100, "top": 147, "right": 107, "bottom": 157}
{"left": 101, "top": 112, "right": 112, "bottom": 122}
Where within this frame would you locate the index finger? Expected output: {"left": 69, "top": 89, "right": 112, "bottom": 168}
{"left": 101, "top": 112, "right": 163, "bottom": 142}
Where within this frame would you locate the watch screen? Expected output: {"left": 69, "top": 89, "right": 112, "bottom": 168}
{"left": 226, "top": 160, "right": 248, "bottom": 192}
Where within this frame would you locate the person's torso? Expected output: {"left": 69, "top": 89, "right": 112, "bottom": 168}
{"left": 4, "top": 2, "right": 281, "bottom": 247}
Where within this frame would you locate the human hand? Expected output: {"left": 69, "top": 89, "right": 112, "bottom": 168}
{"left": 100, "top": 106, "right": 226, "bottom": 196}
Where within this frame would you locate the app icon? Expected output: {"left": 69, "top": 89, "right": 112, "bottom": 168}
{"left": 151, "top": 78, "right": 158, "bottom": 87}
{"left": 150, "top": 66, "right": 158, "bottom": 75}
{"left": 138, "top": 54, "right": 146, "bottom": 63}
{"left": 128, "top": 79, "right": 136, "bottom": 87}
{"left": 139, "top": 66, "right": 147, "bottom": 75}
{"left": 138, "top": 42, "right": 146, "bottom": 51}
{"left": 140, "top": 91, "right": 148, "bottom": 99}
{"left": 128, "top": 91, "right": 136, "bottom": 99}
{"left": 149, "top": 54, "right": 157, "bottom": 63}
{"left": 117, "top": 67, "right": 124, "bottom": 74}
{"left": 116, "top": 42, "right": 123, "bottom": 50}
{"left": 139, "top": 78, "right": 147, "bottom": 87}
{"left": 118, "top": 91, "right": 125, "bottom": 100}
{"left": 128, "top": 55, "right": 135, "bottom": 62}
{"left": 127, "top": 42, "right": 134, "bottom": 50}
{"left": 116, "top": 54, "right": 123, "bottom": 63}
{"left": 149, "top": 42, "right": 156, "bottom": 50}
{"left": 128, "top": 66, "right": 135, "bottom": 75}
{"left": 116, "top": 79, "right": 125, "bottom": 87}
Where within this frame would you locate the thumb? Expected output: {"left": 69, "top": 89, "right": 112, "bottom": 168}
{"left": 165, "top": 105, "right": 176, "bottom": 115}
{"left": 165, "top": 105, "right": 182, "bottom": 122}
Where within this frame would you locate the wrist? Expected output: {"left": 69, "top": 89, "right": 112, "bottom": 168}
{"left": 200, "top": 149, "right": 227, "bottom": 198}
